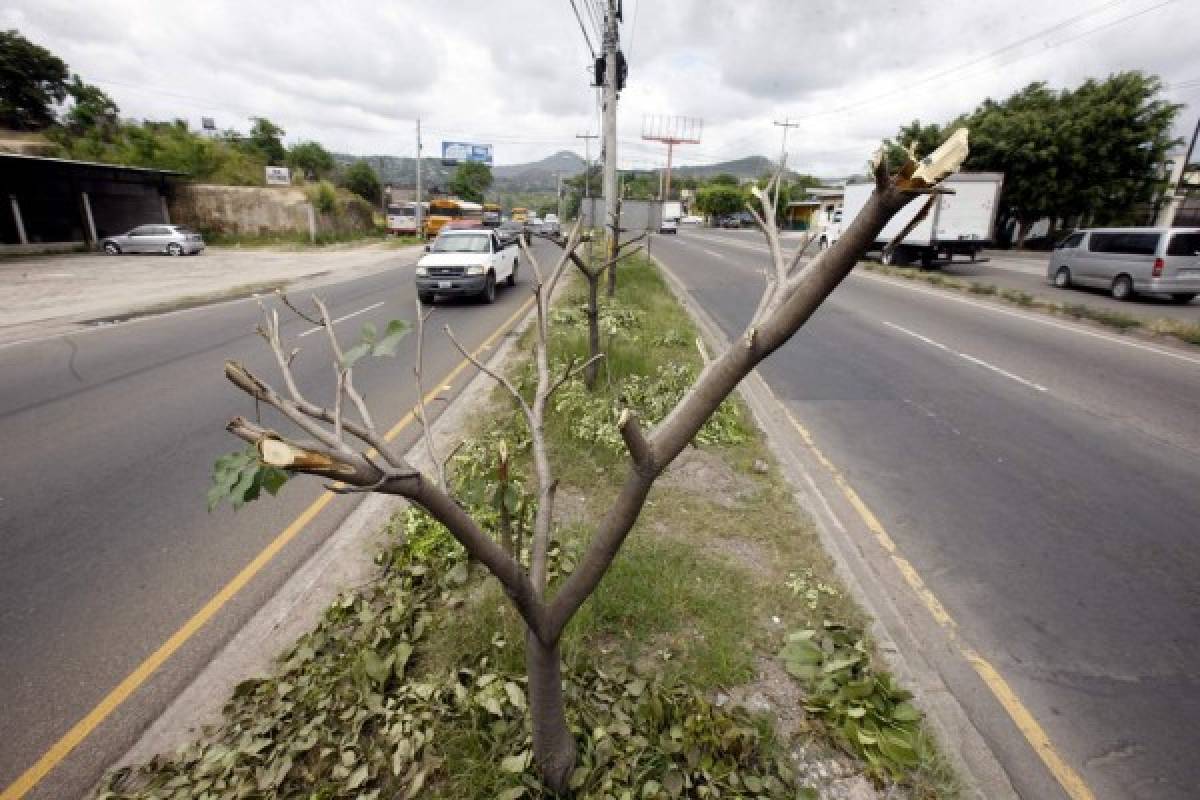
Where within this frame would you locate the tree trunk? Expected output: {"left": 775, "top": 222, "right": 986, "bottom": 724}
{"left": 585, "top": 274, "right": 601, "bottom": 389}
{"left": 525, "top": 631, "right": 575, "bottom": 793}
{"left": 1015, "top": 218, "right": 1031, "bottom": 249}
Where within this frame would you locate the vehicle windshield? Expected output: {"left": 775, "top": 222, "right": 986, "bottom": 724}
{"left": 431, "top": 234, "right": 490, "bottom": 253}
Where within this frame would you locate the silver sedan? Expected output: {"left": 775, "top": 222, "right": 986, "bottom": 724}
{"left": 102, "top": 224, "right": 206, "bottom": 255}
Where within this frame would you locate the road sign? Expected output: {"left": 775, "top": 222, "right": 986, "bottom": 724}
{"left": 265, "top": 166, "right": 291, "bottom": 186}
{"left": 441, "top": 142, "right": 493, "bottom": 166}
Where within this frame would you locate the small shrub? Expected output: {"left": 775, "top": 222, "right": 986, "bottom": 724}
{"left": 999, "top": 288, "right": 1035, "bottom": 307}
{"left": 968, "top": 282, "right": 997, "bottom": 295}
{"left": 307, "top": 180, "right": 337, "bottom": 214}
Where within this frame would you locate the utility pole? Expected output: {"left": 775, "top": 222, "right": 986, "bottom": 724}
{"left": 575, "top": 132, "right": 598, "bottom": 225}
{"left": 773, "top": 118, "right": 800, "bottom": 172}
{"left": 601, "top": 0, "right": 619, "bottom": 268}
{"left": 556, "top": 174, "right": 565, "bottom": 221}
{"left": 1165, "top": 116, "right": 1199, "bottom": 227}
{"left": 415, "top": 117, "right": 424, "bottom": 238}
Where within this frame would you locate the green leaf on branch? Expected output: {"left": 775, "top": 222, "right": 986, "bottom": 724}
{"left": 207, "top": 447, "right": 290, "bottom": 511}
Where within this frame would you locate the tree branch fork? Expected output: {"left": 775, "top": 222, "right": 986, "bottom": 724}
{"left": 221, "top": 137, "right": 967, "bottom": 649}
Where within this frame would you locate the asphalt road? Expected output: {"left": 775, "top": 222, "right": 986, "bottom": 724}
{"left": 653, "top": 229, "right": 1200, "bottom": 800}
{"left": 0, "top": 242, "right": 548, "bottom": 799}
{"left": 684, "top": 227, "right": 1200, "bottom": 323}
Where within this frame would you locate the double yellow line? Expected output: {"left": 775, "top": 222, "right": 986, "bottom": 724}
{"left": 1, "top": 296, "right": 534, "bottom": 800}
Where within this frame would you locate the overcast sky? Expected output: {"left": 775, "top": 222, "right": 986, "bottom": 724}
{"left": 4, "top": 0, "right": 1198, "bottom": 177}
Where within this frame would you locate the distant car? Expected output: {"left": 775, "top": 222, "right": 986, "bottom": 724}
{"left": 717, "top": 216, "right": 741, "bottom": 229}
{"left": 658, "top": 217, "right": 679, "bottom": 234}
{"left": 542, "top": 217, "right": 561, "bottom": 236}
{"left": 1048, "top": 227, "right": 1200, "bottom": 303}
{"left": 681, "top": 215, "right": 703, "bottom": 225}
{"left": 443, "top": 219, "right": 484, "bottom": 230}
{"left": 525, "top": 217, "right": 544, "bottom": 235}
{"left": 498, "top": 220, "right": 526, "bottom": 246}
{"left": 102, "top": 224, "right": 205, "bottom": 255}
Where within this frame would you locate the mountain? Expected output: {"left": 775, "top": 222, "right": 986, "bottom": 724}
{"left": 492, "top": 151, "right": 586, "bottom": 190}
{"left": 666, "top": 156, "right": 790, "bottom": 181}
{"left": 332, "top": 150, "right": 803, "bottom": 196}
{"left": 332, "top": 150, "right": 586, "bottom": 193}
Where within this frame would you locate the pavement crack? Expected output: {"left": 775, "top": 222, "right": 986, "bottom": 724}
{"left": 1083, "top": 742, "right": 1143, "bottom": 769}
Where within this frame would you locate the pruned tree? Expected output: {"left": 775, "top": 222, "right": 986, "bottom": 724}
{"left": 213, "top": 136, "right": 969, "bottom": 793}
{"left": 536, "top": 228, "right": 646, "bottom": 388}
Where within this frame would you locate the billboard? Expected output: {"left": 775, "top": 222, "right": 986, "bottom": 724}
{"left": 264, "top": 166, "right": 291, "bottom": 186}
{"left": 441, "top": 141, "right": 493, "bottom": 166}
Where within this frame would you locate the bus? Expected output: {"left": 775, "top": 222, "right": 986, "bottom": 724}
{"left": 482, "top": 203, "right": 502, "bottom": 228}
{"left": 386, "top": 202, "right": 428, "bottom": 236}
{"left": 425, "top": 198, "right": 484, "bottom": 237}
{"left": 511, "top": 207, "right": 529, "bottom": 223}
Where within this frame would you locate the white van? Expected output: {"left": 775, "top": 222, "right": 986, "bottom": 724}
{"left": 1047, "top": 227, "right": 1200, "bottom": 303}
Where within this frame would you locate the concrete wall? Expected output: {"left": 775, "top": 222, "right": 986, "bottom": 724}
{"left": 580, "top": 197, "right": 662, "bottom": 232}
{"left": 169, "top": 184, "right": 376, "bottom": 238}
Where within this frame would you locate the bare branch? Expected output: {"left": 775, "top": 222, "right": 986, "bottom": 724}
{"left": 444, "top": 324, "right": 533, "bottom": 424}
{"left": 547, "top": 353, "right": 605, "bottom": 397}
{"left": 312, "top": 296, "right": 378, "bottom": 435}
{"left": 413, "top": 299, "right": 446, "bottom": 490}
{"left": 881, "top": 194, "right": 937, "bottom": 261}
{"left": 277, "top": 292, "right": 322, "bottom": 326}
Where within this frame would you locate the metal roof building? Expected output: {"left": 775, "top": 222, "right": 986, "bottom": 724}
{"left": 1, "top": 153, "right": 182, "bottom": 253}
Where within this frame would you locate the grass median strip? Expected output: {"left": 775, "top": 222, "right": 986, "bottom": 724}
{"left": 99, "top": 256, "right": 958, "bottom": 799}
{"left": 862, "top": 262, "right": 1200, "bottom": 347}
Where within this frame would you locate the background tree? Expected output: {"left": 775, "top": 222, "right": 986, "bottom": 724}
{"left": 0, "top": 29, "right": 69, "bottom": 130}
{"left": 963, "top": 72, "right": 1180, "bottom": 245}
{"left": 882, "top": 119, "right": 945, "bottom": 171}
{"left": 340, "top": 160, "right": 382, "bottom": 204}
{"left": 448, "top": 160, "right": 493, "bottom": 202}
{"left": 212, "top": 135, "right": 969, "bottom": 792}
{"left": 241, "top": 116, "right": 287, "bottom": 165}
{"left": 286, "top": 140, "right": 335, "bottom": 180}
{"left": 563, "top": 165, "right": 603, "bottom": 219}
{"left": 707, "top": 172, "right": 741, "bottom": 187}
{"left": 694, "top": 185, "right": 746, "bottom": 218}
{"left": 62, "top": 75, "right": 119, "bottom": 134}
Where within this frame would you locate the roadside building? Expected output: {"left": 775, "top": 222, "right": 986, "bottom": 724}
{"left": 783, "top": 186, "right": 844, "bottom": 232}
{"left": 0, "top": 153, "right": 180, "bottom": 254}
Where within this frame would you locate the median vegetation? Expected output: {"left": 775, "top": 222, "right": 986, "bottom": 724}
{"left": 100, "top": 255, "right": 958, "bottom": 799}
{"left": 863, "top": 262, "right": 1200, "bottom": 347}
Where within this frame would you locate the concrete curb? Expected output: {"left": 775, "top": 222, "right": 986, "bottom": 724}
{"left": 111, "top": 289, "right": 538, "bottom": 773}
{"left": 650, "top": 253, "right": 1019, "bottom": 800}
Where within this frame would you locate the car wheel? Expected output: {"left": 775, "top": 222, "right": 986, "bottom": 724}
{"left": 480, "top": 272, "right": 496, "bottom": 304}
{"left": 1170, "top": 293, "right": 1196, "bottom": 304}
{"left": 167, "top": 243, "right": 183, "bottom": 256}
{"left": 1053, "top": 267, "right": 1071, "bottom": 288}
{"left": 507, "top": 260, "right": 518, "bottom": 287}
{"left": 103, "top": 242, "right": 121, "bottom": 255}
{"left": 1111, "top": 274, "right": 1134, "bottom": 301}
{"left": 418, "top": 292, "right": 435, "bottom": 305}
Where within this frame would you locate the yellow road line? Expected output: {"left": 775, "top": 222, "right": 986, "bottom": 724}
{"left": 1, "top": 295, "right": 534, "bottom": 800}
{"left": 781, "top": 408, "right": 1095, "bottom": 800}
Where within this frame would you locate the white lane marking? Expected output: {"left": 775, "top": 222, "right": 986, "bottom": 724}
{"left": 298, "top": 301, "right": 385, "bottom": 338}
{"left": 699, "top": 246, "right": 727, "bottom": 260}
{"left": 859, "top": 272, "right": 1200, "bottom": 368}
{"left": 883, "top": 320, "right": 1050, "bottom": 393}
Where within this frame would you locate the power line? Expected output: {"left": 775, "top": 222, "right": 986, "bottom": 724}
{"left": 567, "top": 0, "right": 596, "bottom": 57}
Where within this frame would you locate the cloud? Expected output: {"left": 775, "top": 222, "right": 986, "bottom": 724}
{"left": 2, "top": 0, "right": 1197, "bottom": 175}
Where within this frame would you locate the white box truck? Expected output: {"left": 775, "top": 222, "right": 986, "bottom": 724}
{"left": 659, "top": 200, "right": 682, "bottom": 234}
{"left": 818, "top": 172, "right": 1003, "bottom": 267}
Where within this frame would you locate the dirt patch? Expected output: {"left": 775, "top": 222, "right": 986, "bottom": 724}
{"left": 660, "top": 445, "right": 756, "bottom": 509}
{"left": 554, "top": 486, "right": 592, "bottom": 528}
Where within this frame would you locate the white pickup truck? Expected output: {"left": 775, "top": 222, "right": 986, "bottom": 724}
{"left": 414, "top": 228, "right": 520, "bottom": 304}
{"left": 819, "top": 172, "right": 1003, "bottom": 268}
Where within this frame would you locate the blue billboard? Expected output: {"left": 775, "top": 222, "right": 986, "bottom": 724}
{"left": 441, "top": 141, "right": 493, "bottom": 166}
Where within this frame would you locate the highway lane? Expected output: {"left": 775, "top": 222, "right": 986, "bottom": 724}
{"left": 681, "top": 226, "right": 1200, "bottom": 323}
{"left": 0, "top": 242, "right": 548, "bottom": 799}
{"left": 654, "top": 229, "right": 1200, "bottom": 800}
